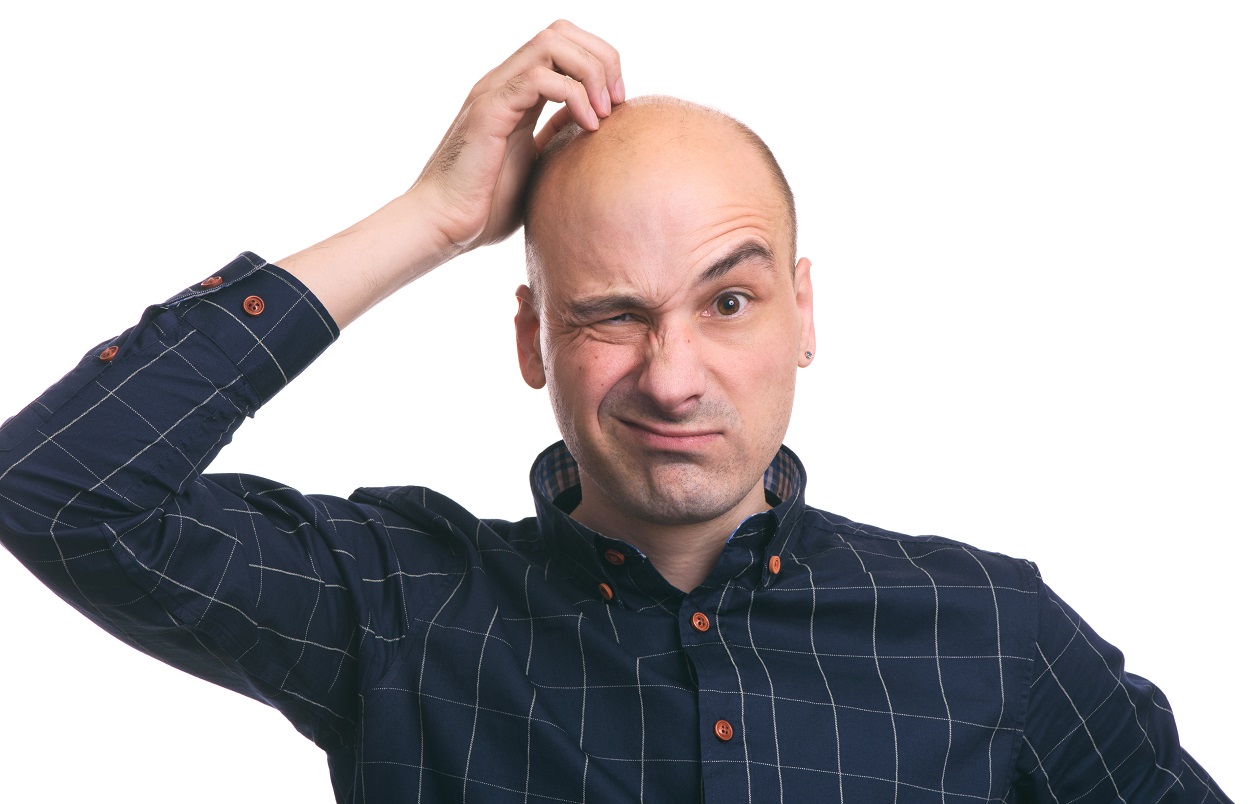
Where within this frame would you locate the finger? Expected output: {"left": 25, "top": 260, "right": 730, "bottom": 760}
{"left": 478, "top": 25, "right": 614, "bottom": 119}
{"left": 488, "top": 65, "right": 600, "bottom": 132}
{"left": 535, "top": 106, "right": 575, "bottom": 151}
{"left": 545, "top": 19, "right": 625, "bottom": 105}
{"left": 521, "top": 27, "right": 613, "bottom": 118}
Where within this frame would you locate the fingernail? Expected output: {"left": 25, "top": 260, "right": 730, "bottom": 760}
{"left": 614, "top": 77, "right": 626, "bottom": 104}
{"left": 600, "top": 86, "right": 611, "bottom": 116}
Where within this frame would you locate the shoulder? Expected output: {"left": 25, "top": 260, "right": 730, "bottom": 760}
{"left": 795, "top": 504, "right": 1041, "bottom": 594}
{"left": 787, "top": 506, "right": 1048, "bottom": 703}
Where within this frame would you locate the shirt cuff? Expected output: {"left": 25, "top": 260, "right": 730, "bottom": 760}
{"left": 163, "top": 252, "right": 339, "bottom": 406}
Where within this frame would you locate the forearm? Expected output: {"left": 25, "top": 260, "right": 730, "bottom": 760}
{"left": 0, "top": 257, "right": 394, "bottom": 740}
{"left": 275, "top": 21, "right": 623, "bottom": 332}
{"left": 0, "top": 255, "right": 336, "bottom": 555}
{"left": 275, "top": 187, "right": 460, "bottom": 329}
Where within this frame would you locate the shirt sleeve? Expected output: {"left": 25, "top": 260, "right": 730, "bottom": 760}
{"left": 0, "top": 254, "right": 424, "bottom": 750}
{"left": 1010, "top": 577, "right": 1232, "bottom": 802}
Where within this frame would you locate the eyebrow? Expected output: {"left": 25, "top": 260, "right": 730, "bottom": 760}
{"left": 699, "top": 240, "right": 777, "bottom": 284}
{"left": 562, "top": 240, "right": 778, "bottom": 322}
{"left": 565, "top": 293, "right": 653, "bottom": 322}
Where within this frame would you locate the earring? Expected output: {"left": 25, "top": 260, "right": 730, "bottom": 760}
{"left": 805, "top": 351, "right": 813, "bottom": 360}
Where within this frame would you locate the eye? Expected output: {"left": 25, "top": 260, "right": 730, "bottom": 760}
{"left": 712, "top": 292, "right": 750, "bottom": 317}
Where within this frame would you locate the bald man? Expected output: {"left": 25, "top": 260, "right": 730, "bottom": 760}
{"left": 512, "top": 95, "right": 812, "bottom": 594}
{"left": 0, "top": 21, "right": 1231, "bottom": 804}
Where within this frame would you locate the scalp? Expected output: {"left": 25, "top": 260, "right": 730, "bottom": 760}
{"left": 523, "top": 96, "right": 797, "bottom": 293}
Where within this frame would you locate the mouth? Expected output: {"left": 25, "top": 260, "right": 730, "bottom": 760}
{"left": 618, "top": 419, "right": 722, "bottom": 451}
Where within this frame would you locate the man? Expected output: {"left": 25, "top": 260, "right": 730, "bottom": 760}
{"left": 0, "top": 20, "right": 1233, "bottom": 803}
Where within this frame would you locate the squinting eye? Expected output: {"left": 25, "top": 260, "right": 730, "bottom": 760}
{"left": 714, "top": 293, "right": 747, "bottom": 316}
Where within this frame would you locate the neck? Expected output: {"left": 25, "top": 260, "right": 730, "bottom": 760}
{"left": 571, "top": 486, "right": 769, "bottom": 594}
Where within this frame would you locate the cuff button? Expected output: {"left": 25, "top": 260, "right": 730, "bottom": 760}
{"left": 242, "top": 295, "right": 265, "bottom": 316}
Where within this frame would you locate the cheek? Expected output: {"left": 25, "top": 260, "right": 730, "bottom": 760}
{"left": 713, "top": 338, "right": 798, "bottom": 422}
{"left": 545, "top": 339, "right": 637, "bottom": 423}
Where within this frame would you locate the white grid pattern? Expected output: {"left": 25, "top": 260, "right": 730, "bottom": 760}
{"left": 0, "top": 257, "right": 1232, "bottom": 803}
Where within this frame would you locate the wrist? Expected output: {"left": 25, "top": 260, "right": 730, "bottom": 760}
{"left": 275, "top": 192, "right": 463, "bottom": 329}
{"left": 370, "top": 190, "right": 467, "bottom": 279}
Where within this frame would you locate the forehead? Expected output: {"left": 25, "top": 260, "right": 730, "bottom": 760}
{"left": 530, "top": 116, "right": 792, "bottom": 297}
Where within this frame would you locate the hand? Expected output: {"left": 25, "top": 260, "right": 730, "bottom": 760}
{"left": 411, "top": 19, "right": 626, "bottom": 253}
{"left": 277, "top": 21, "right": 623, "bottom": 329}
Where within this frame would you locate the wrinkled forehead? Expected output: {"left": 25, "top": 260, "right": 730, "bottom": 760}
{"left": 526, "top": 109, "right": 794, "bottom": 295}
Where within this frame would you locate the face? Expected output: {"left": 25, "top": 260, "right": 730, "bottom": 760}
{"left": 516, "top": 114, "right": 815, "bottom": 533}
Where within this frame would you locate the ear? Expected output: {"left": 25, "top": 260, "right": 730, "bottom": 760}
{"left": 514, "top": 284, "right": 547, "bottom": 389}
{"left": 794, "top": 257, "right": 817, "bottom": 367}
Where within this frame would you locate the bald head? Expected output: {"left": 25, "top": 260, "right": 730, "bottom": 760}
{"left": 512, "top": 96, "right": 816, "bottom": 542}
{"left": 523, "top": 97, "right": 797, "bottom": 295}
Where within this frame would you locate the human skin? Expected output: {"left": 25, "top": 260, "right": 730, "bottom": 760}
{"left": 275, "top": 21, "right": 625, "bottom": 328}
{"left": 275, "top": 21, "right": 813, "bottom": 592}
{"left": 514, "top": 103, "right": 816, "bottom": 591}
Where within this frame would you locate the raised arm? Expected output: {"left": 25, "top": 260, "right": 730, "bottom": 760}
{"left": 277, "top": 19, "right": 625, "bottom": 328}
{"left": 0, "top": 20, "right": 623, "bottom": 750}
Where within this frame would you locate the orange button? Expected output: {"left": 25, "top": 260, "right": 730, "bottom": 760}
{"left": 714, "top": 719, "right": 734, "bottom": 741}
{"left": 690, "top": 612, "right": 710, "bottom": 633}
{"left": 200, "top": 276, "right": 223, "bottom": 288}
{"left": 242, "top": 295, "right": 265, "bottom": 316}
{"left": 598, "top": 583, "right": 614, "bottom": 602}
{"left": 98, "top": 345, "right": 119, "bottom": 362}
{"left": 603, "top": 549, "right": 625, "bottom": 566}
{"left": 768, "top": 555, "right": 782, "bottom": 575}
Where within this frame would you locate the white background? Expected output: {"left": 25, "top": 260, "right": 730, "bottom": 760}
{"left": 1, "top": 2, "right": 1254, "bottom": 801}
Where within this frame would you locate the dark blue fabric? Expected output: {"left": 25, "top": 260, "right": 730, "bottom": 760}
{"left": 0, "top": 254, "right": 1231, "bottom": 802}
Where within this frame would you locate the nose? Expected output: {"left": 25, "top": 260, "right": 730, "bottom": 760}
{"left": 636, "top": 325, "right": 707, "bottom": 415}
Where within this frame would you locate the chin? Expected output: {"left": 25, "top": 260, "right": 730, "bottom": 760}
{"left": 620, "top": 468, "right": 758, "bottom": 527}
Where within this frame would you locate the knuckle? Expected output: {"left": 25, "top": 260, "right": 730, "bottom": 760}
{"left": 533, "top": 27, "right": 559, "bottom": 48}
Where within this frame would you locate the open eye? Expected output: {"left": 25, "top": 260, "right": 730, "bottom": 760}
{"left": 712, "top": 292, "right": 750, "bottom": 317}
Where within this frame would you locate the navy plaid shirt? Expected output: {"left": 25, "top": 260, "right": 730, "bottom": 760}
{"left": 0, "top": 254, "right": 1230, "bottom": 803}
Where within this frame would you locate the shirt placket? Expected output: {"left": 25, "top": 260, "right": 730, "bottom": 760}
{"left": 678, "top": 583, "right": 749, "bottom": 803}
{"left": 678, "top": 523, "right": 784, "bottom": 804}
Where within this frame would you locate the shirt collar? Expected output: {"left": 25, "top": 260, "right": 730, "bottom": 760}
{"left": 529, "top": 441, "right": 809, "bottom": 608}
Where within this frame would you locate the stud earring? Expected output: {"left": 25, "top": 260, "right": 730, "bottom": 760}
{"left": 805, "top": 351, "right": 813, "bottom": 360}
